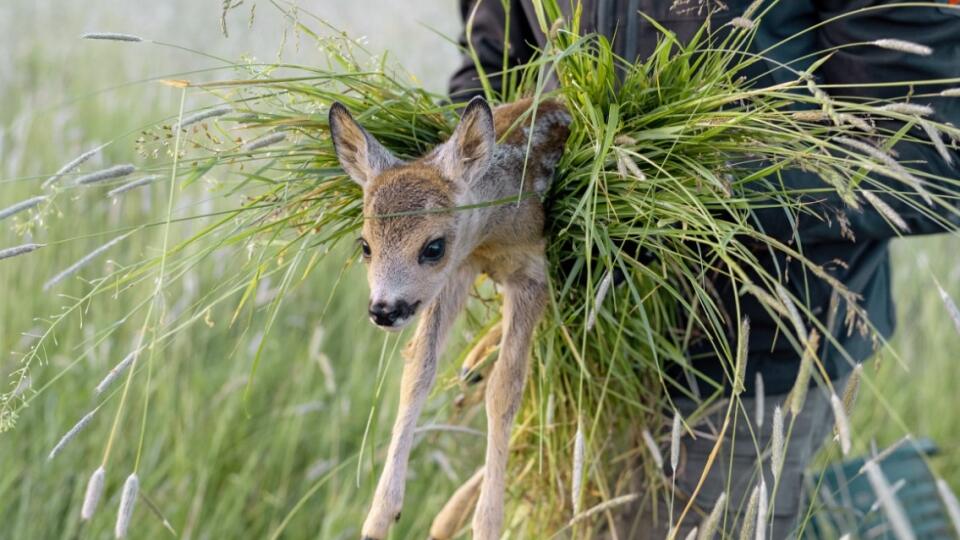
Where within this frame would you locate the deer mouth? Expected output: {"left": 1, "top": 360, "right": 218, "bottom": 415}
{"left": 370, "top": 300, "right": 421, "bottom": 331}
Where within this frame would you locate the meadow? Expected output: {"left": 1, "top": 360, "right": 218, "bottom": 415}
{"left": 1, "top": 1, "right": 958, "bottom": 539}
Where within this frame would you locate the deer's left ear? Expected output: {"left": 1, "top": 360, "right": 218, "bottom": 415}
{"left": 329, "top": 102, "right": 399, "bottom": 188}
{"left": 438, "top": 96, "right": 495, "bottom": 185}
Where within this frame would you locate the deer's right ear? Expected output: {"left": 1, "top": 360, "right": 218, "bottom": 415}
{"left": 328, "top": 102, "right": 399, "bottom": 187}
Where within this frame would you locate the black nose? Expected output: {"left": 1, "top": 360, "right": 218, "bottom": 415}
{"left": 369, "top": 300, "right": 416, "bottom": 327}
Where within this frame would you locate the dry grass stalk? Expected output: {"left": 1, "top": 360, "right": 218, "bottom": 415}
{"left": 862, "top": 460, "right": 915, "bottom": 540}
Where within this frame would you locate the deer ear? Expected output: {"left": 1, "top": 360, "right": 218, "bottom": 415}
{"left": 438, "top": 96, "right": 495, "bottom": 185}
{"left": 329, "top": 102, "right": 399, "bottom": 187}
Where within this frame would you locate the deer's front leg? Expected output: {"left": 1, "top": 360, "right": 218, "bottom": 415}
{"left": 472, "top": 273, "right": 548, "bottom": 540}
{"left": 361, "top": 267, "right": 474, "bottom": 540}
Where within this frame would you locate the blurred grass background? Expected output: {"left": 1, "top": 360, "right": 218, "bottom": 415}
{"left": 0, "top": 1, "right": 957, "bottom": 538}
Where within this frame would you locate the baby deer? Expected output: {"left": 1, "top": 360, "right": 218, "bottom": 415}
{"left": 329, "top": 96, "right": 570, "bottom": 540}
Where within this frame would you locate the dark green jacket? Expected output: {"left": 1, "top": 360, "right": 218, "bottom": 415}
{"left": 449, "top": 0, "right": 960, "bottom": 395}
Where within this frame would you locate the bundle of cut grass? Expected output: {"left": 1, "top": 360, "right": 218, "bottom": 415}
{"left": 4, "top": 1, "right": 960, "bottom": 536}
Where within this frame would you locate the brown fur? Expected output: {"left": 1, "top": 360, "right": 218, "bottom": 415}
{"left": 329, "top": 96, "right": 570, "bottom": 540}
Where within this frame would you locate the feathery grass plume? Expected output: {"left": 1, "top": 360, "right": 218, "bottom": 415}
{"left": 0, "top": 195, "right": 46, "bottom": 221}
{"left": 830, "top": 393, "right": 851, "bottom": 455}
{"left": 871, "top": 39, "right": 933, "bottom": 56}
{"left": 175, "top": 105, "right": 233, "bottom": 130}
{"left": 43, "top": 231, "right": 133, "bottom": 290}
{"left": 615, "top": 149, "right": 646, "bottom": 181}
{"left": 95, "top": 349, "right": 140, "bottom": 394}
{"left": 935, "top": 280, "right": 960, "bottom": 335}
{"left": 739, "top": 484, "right": 760, "bottom": 540}
{"left": 755, "top": 372, "right": 765, "bottom": 428}
{"left": 107, "top": 175, "right": 160, "bottom": 198}
{"left": 0, "top": 243, "right": 43, "bottom": 261}
{"left": 921, "top": 120, "right": 954, "bottom": 166}
{"left": 115, "top": 473, "right": 140, "bottom": 538}
{"left": 775, "top": 284, "right": 808, "bottom": 343}
{"left": 571, "top": 419, "right": 585, "bottom": 515}
{"left": 937, "top": 479, "right": 960, "bottom": 535}
{"left": 81, "top": 32, "right": 143, "bottom": 42}
{"left": 942, "top": 88, "right": 960, "bottom": 97}
{"left": 76, "top": 164, "right": 137, "bottom": 186}
{"left": 734, "top": 318, "right": 750, "bottom": 394}
{"left": 878, "top": 102, "right": 934, "bottom": 117}
{"left": 81, "top": 466, "right": 106, "bottom": 521}
{"left": 641, "top": 428, "right": 664, "bottom": 470}
{"left": 47, "top": 408, "right": 98, "bottom": 460}
{"left": 861, "top": 190, "right": 910, "bottom": 232}
{"left": 771, "top": 406, "right": 785, "bottom": 485}
{"left": 697, "top": 493, "right": 726, "bottom": 540}
{"left": 730, "top": 16, "right": 754, "bottom": 30}
{"left": 242, "top": 132, "right": 286, "bottom": 152}
{"left": 863, "top": 460, "right": 915, "bottom": 540}
{"left": 756, "top": 478, "right": 768, "bottom": 540}
{"left": 567, "top": 493, "right": 639, "bottom": 527}
{"left": 842, "top": 363, "right": 863, "bottom": 416}
{"left": 833, "top": 135, "right": 929, "bottom": 201}
{"left": 42, "top": 144, "right": 105, "bottom": 188}
{"left": 670, "top": 411, "right": 682, "bottom": 472}
{"left": 789, "top": 331, "right": 820, "bottom": 416}
{"left": 585, "top": 270, "right": 614, "bottom": 331}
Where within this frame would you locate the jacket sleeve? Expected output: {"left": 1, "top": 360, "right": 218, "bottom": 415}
{"left": 448, "top": 0, "right": 538, "bottom": 102}
{"left": 750, "top": 1, "right": 960, "bottom": 243}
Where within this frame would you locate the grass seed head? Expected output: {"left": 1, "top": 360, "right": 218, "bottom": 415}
{"left": 920, "top": 120, "right": 954, "bottom": 167}
{"left": 756, "top": 478, "right": 768, "bottom": 540}
{"left": 739, "top": 484, "right": 760, "bottom": 540}
{"left": 755, "top": 372, "right": 765, "bottom": 428}
{"left": 115, "top": 473, "right": 140, "bottom": 538}
{"left": 0, "top": 243, "right": 44, "bottom": 261}
{"left": 585, "top": 270, "right": 614, "bottom": 331}
{"left": 941, "top": 88, "right": 960, "bottom": 97}
{"left": 81, "top": 32, "right": 143, "bottom": 42}
{"left": 44, "top": 231, "right": 133, "bottom": 290}
{"left": 861, "top": 191, "right": 910, "bottom": 232}
{"left": 76, "top": 164, "right": 137, "bottom": 186}
{"left": 935, "top": 280, "right": 960, "bottom": 335}
{"left": 871, "top": 39, "right": 933, "bottom": 56}
{"left": 81, "top": 466, "right": 106, "bottom": 521}
{"left": 863, "top": 460, "right": 916, "bottom": 540}
{"left": 42, "top": 144, "right": 105, "bottom": 188}
{"left": 48, "top": 408, "right": 98, "bottom": 460}
{"left": 697, "top": 492, "right": 726, "bottom": 540}
{"left": 571, "top": 420, "right": 585, "bottom": 515}
{"left": 734, "top": 317, "right": 750, "bottom": 394}
{"left": 771, "top": 406, "right": 784, "bottom": 484}
{"left": 878, "top": 102, "right": 935, "bottom": 117}
{"left": 641, "top": 428, "right": 663, "bottom": 470}
{"left": 95, "top": 350, "right": 140, "bottom": 394}
{"left": 0, "top": 196, "right": 47, "bottom": 222}
{"left": 242, "top": 132, "right": 286, "bottom": 152}
{"left": 107, "top": 175, "right": 161, "bottom": 199}
{"left": 175, "top": 105, "right": 233, "bottom": 130}
{"left": 830, "top": 393, "right": 852, "bottom": 455}
{"left": 937, "top": 478, "right": 960, "bottom": 536}
{"left": 730, "top": 16, "right": 754, "bottom": 30}
{"left": 842, "top": 363, "right": 863, "bottom": 415}
{"left": 670, "top": 410, "right": 682, "bottom": 472}
{"left": 789, "top": 330, "right": 820, "bottom": 416}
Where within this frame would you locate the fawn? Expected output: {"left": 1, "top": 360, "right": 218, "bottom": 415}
{"left": 329, "top": 96, "right": 570, "bottom": 540}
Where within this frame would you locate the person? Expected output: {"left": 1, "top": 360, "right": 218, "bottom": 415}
{"left": 448, "top": 0, "right": 960, "bottom": 537}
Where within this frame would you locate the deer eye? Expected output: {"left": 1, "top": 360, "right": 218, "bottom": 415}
{"left": 358, "top": 238, "right": 372, "bottom": 259}
{"left": 419, "top": 238, "right": 445, "bottom": 264}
